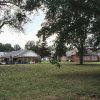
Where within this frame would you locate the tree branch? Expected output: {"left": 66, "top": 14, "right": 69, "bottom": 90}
{"left": 0, "top": 22, "right": 5, "bottom": 29}
{"left": 0, "top": 1, "right": 22, "bottom": 8}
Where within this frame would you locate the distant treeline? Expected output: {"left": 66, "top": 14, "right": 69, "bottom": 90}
{"left": 0, "top": 43, "right": 21, "bottom": 52}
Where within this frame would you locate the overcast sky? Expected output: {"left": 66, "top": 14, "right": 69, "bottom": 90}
{"left": 0, "top": 10, "right": 46, "bottom": 49}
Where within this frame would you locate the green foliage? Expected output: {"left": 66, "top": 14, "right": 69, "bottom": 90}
{"left": 25, "top": 0, "right": 41, "bottom": 11}
{"left": 14, "top": 44, "right": 21, "bottom": 50}
{"left": 92, "top": 18, "right": 100, "bottom": 48}
{"left": 25, "top": 40, "right": 51, "bottom": 58}
{"left": 25, "top": 41, "right": 35, "bottom": 50}
{"left": 38, "top": 41, "right": 51, "bottom": 58}
{"left": 0, "top": 0, "right": 27, "bottom": 32}
{"left": 54, "top": 35, "right": 67, "bottom": 57}
{"left": 49, "top": 55, "right": 58, "bottom": 64}
{"left": 35, "top": 0, "right": 100, "bottom": 64}
{"left": 0, "top": 43, "right": 14, "bottom": 52}
{"left": 37, "top": 26, "right": 51, "bottom": 58}
{"left": 25, "top": 40, "right": 40, "bottom": 54}
{"left": 49, "top": 57, "right": 61, "bottom": 68}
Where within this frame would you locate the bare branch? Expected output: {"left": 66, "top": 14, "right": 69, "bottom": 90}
{"left": 0, "top": 0, "right": 23, "bottom": 8}
{"left": 0, "top": 22, "right": 5, "bottom": 29}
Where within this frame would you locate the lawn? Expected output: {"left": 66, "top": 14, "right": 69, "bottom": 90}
{"left": 0, "top": 62, "right": 100, "bottom": 100}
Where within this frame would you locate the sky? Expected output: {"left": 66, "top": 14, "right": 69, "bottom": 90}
{"left": 0, "top": 10, "right": 47, "bottom": 49}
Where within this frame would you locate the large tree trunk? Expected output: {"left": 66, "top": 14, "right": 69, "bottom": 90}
{"left": 79, "top": 41, "right": 84, "bottom": 65}
{"left": 79, "top": 49, "right": 83, "bottom": 65}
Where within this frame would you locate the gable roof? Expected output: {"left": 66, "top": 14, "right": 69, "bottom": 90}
{"left": 66, "top": 48, "right": 100, "bottom": 57}
{"left": 66, "top": 48, "right": 78, "bottom": 57}
{"left": 0, "top": 52, "right": 6, "bottom": 57}
{"left": 16, "top": 50, "right": 40, "bottom": 58}
{"left": 1, "top": 50, "right": 40, "bottom": 58}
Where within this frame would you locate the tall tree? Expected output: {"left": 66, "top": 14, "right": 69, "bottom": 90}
{"left": 25, "top": 40, "right": 40, "bottom": 54}
{"left": 53, "top": 35, "right": 67, "bottom": 61}
{"left": 0, "top": 43, "right": 14, "bottom": 52}
{"left": 38, "top": 30, "right": 51, "bottom": 58}
{"left": 25, "top": 40, "right": 35, "bottom": 50}
{"left": 35, "top": 0, "right": 100, "bottom": 65}
{"left": 38, "top": 40, "right": 51, "bottom": 59}
{"left": 24, "top": 0, "right": 100, "bottom": 64}
{"left": 14, "top": 44, "right": 21, "bottom": 50}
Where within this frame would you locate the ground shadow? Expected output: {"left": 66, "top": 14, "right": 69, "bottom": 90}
{"left": 61, "top": 62, "right": 100, "bottom": 67}
{"left": 53, "top": 71, "right": 100, "bottom": 80}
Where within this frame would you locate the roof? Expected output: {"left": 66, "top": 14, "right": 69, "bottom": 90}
{"left": 66, "top": 48, "right": 100, "bottom": 57}
{"left": 16, "top": 50, "right": 40, "bottom": 57}
{"left": 66, "top": 48, "right": 78, "bottom": 57}
{"left": 86, "top": 48, "right": 100, "bottom": 56}
{"left": 1, "top": 50, "right": 40, "bottom": 58}
{"left": 0, "top": 52, "right": 6, "bottom": 57}
{"left": 66, "top": 50, "right": 76, "bottom": 57}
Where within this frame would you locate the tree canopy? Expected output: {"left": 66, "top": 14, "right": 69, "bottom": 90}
{"left": 0, "top": 43, "right": 14, "bottom": 52}
{"left": 25, "top": 40, "right": 51, "bottom": 58}
{"left": 14, "top": 44, "right": 21, "bottom": 50}
{"left": 27, "top": 0, "right": 100, "bottom": 64}
{"left": 0, "top": 0, "right": 27, "bottom": 32}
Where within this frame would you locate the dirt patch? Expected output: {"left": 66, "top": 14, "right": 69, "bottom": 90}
{"left": 76, "top": 93, "right": 100, "bottom": 100}
{"left": 45, "top": 95, "right": 64, "bottom": 100}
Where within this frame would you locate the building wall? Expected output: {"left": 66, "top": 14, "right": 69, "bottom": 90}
{"left": 72, "top": 55, "right": 80, "bottom": 62}
{"left": 14, "top": 57, "right": 41, "bottom": 64}
{"left": 83, "top": 56, "right": 99, "bottom": 62}
{"left": 99, "top": 56, "right": 100, "bottom": 62}
{"left": 71, "top": 55, "right": 100, "bottom": 62}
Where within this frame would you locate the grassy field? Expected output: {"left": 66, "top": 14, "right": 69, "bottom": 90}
{"left": 0, "top": 62, "right": 100, "bottom": 100}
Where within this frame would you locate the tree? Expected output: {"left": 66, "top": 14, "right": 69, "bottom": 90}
{"left": 25, "top": 40, "right": 35, "bottom": 50}
{"left": 0, "top": 0, "right": 27, "bottom": 32}
{"left": 25, "top": 40, "right": 40, "bottom": 54}
{"left": 92, "top": 12, "right": 100, "bottom": 48}
{"left": 23, "top": 0, "right": 100, "bottom": 64}
{"left": 37, "top": 30, "right": 51, "bottom": 58}
{"left": 0, "top": 43, "right": 14, "bottom": 52}
{"left": 52, "top": 35, "right": 67, "bottom": 62}
{"left": 35, "top": 0, "right": 100, "bottom": 65}
{"left": 4, "top": 44, "right": 14, "bottom": 51}
{"left": 14, "top": 44, "right": 21, "bottom": 50}
{"left": 38, "top": 41, "right": 51, "bottom": 59}
{"left": 25, "top": 39, "right": 51, "bottom": 59}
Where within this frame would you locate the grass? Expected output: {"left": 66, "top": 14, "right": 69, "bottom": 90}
{"left": 0, "top": 62, "right": 100, "bottom": 100}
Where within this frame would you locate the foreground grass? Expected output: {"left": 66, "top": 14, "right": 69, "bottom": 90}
{"left": 0, "top": 63, "right": 100, "bottom": 100}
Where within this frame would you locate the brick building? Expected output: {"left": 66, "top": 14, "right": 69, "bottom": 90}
{"left": 66, "top": 48, "right": 100, "bottom": 62}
